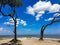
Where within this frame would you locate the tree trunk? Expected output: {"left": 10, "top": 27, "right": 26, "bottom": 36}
{"left": 39, "top": 29, "right": 44, "bottom": 40}
{"left": 39, "top": 25, "right": 46, "bottom": 40}
{"left": 14, "top": 19, "right": 17, "bottom": 43}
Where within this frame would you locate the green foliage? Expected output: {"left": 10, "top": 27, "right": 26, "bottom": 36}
{"left": 0, "top": 0, "right": 7, "bottom": 5}
{"left": 0, "top": 0, "right": 23, "bottom": 7}
{"left": 8, "top": 0, "right": 22, "bottom": 7}
{"left": 15, "top": 0, "right": 23, "bottom": 6}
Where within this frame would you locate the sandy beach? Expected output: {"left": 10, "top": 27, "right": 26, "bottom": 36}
{"left": 0, "top": 38, "right": 60, "bottom": 45}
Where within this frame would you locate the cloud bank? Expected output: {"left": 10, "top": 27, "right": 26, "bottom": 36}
{"left": 26, "top": 1, "right": 60, "bottom": 21}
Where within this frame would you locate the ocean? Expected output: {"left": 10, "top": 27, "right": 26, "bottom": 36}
{"left": 0, "top": 34, "right": 60, "bottom": 38}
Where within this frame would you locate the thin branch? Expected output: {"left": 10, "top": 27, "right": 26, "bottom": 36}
{"left": 42, "top": 17, "right": 60, "bottom": 31}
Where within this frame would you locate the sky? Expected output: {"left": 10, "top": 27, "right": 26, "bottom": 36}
{"left": 0, "top": 0, "right": 60, "bottom": 35}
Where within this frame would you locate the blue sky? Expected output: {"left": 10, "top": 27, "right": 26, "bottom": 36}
{"left": 0, "top": 0, "right": 60, "bottom": 35}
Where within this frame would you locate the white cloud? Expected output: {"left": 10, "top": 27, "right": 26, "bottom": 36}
{"left": 26, "top": 29, "right": 31, "bottom": 32}
{"left": 4, "top": 18, "right": 20, "bottom": 26}
{"left": 54, "top": 13, "right": 60, "bottom": 17}
{"left": 26, "top": 1, "right": 60, "bottom": 21}
{"left": 9, "top": 18, "right": 13, "bottom": 20}
{"left": 4, "top": 22, "right": 10, "bottom": 24}
{"left": 45, "top": 18, "right": 53, "bottom": 21}
{"left": 26, "top": 6, "right": 35, "bottom": 15}
{"left": 20, "top": 20, "right": 27, "bottom": 26}
{"left": 36, "top": 11, "right": 45, "bottom": 21}
{"left": 33, "top": 1, "right": 51, "bottom": 11}
{"left": 0, "top": 28, "right": 3, "bottom": 31}
{"left": 49, "top": 4, "right": 60, "bottom": 12}
{"left": 45, "top": 13, "right": 60, "bottom": 21}
{"left": 4, "top": 18, "right": 27, "bottom": 26}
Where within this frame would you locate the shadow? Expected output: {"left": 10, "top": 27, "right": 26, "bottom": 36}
{"left": 52, "top": 40, "right": 60, "bottom": 43}
{"left": 0, "top": 43, "right": 22, "bottom": 45}
{"left": 0, "top": 39, "right": 23, "bottom": 45}
{"left": 0, "top": 38, "right": 23, "bottom": 45}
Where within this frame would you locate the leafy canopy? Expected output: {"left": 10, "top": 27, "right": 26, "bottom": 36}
{"left": 0, "top": 0, "right": 22, "bottom": 7}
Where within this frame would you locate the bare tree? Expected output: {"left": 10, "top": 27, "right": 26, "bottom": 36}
{"left": 39, "top": 13, "right": 60, "bottom": 40}
{"left": 0, "top": 0, "right": 22, "bottom": 43}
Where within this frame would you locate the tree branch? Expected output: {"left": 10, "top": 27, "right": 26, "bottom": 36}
{"left": 42, "top": 17, "right": 60, "bottom": 31}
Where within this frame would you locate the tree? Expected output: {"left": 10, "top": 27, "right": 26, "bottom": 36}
{"left": 0, "top": 0, "right": 22, "bottom": 7}
{"left": 39, "top": 13, "right": 60, "bottom": 40}
{"left": 0, "top": 0, "right": 22, "bottom": 43}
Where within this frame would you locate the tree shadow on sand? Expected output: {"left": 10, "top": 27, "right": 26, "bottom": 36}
{"left": 52, "top": 40, "right": 60, "bottom": 43}
{"left": 0, "top": 43, "right": 22, "bottom": 45}
{"left": 0, "top": 39, "right": 23, "bottom": 45}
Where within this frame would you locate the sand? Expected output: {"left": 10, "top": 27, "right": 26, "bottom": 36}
{"left": 0, "top": 37, "right": 60, "bottom": 45}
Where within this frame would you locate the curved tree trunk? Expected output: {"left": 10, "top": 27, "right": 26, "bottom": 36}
{"left": 39, "top": 25, "right": 46, "bottom": 40}
{"left": 39, "top": 23, "right": 53, "bottom": 40}
{"left": 39, "top": 18, "right": 60, "bottom": 40}
{"left": 40, "top": 30, "right": 44, "bottom": 40}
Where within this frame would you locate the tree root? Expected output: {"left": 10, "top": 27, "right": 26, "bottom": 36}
{"left": 10, "top": 39, "right": 22, "bottom": 43}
